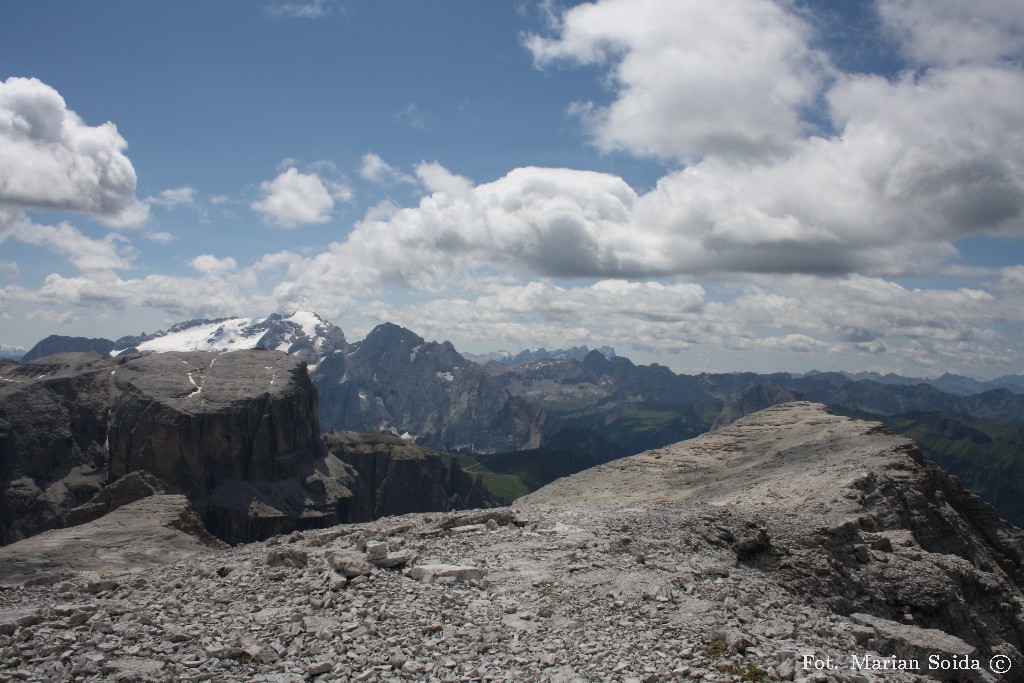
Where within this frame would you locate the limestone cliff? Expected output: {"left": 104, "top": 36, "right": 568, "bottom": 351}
{"left": 0, "top": 353, "right": 114, "bottom": 544}
{"left": 0, "top": 350, "right": 357, "bottom": 545}
{"left": 322, "top": 431, "right": 503, "bottom": 520}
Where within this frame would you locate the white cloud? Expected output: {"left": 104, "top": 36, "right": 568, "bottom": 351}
{"left": 0, "top": 206, "right": 22, "bottom": 243}
{"left": 0, "top": 260, "right": 18, "bottom": 280}
{"left": 145, "top": 231, "right": 174, "bottom": 244}
{"left": 266, "top": 0, "right": 336, "bottom": 19}
{"left": 190, "top": 254, "right": 238, "bottom": 275}
{"left": 146, "top": 186, "right": 196, "bottom": 209}
{"left": 251, "top": 167, "right": 335, "bottom": 228}
{"left": 526, "top": 0, "right": 829, "bottom": 162}
{"left": 393, "top": 103, "right": 429, "bottom": 131}
{"left": 359, "top": 153, "right": 416, "bottom": 186}
{"left": 0, "top": 77, "right": 149, "bottom": 227}
{"left": 12, "top": 219, "right": 134, "bottom": 272}
{"left": 7, "top": 2, "right": 1024, "bottom": 380}
{"left": 27, "top": 309, "right": 77, "bottom": 325}
{"left": 878, "top": 0, "right": 1024, "bottom": 66}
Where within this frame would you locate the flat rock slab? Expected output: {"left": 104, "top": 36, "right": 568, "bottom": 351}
{"left": 518, "top": 401, "right": 912, "bottom": 524}
{"left": 407, "top": 564, "right": 485, "bottom": 583}
{"left": 0, "top": 494, "right": 224, "bottom": 586}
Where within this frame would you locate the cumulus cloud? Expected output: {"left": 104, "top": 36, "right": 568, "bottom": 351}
{"left": 878, "top": 0, "right": 1024, "bottom": 66}
{"left": 251, "top": 167, "right": 336, "bottom": 228}
{"left": 190, "top": 254, "right": 238, "bottom": 275}
{"left": 359, "top": 153, "right": 416, "bottom": 186}
{"left": 9, "top": 2, "right": 1024, "bottom": 379}
{"left": 12, "top": 220, "right": 134, "bottom": 272}
{"left": 526, "top": 0, "right": 829, "bottom": 162}
{"left": 0, "top": 77, "right": 148, "bottom": 227}
{"left": 308, "top": 2, "right": 1018, "bottom": 289}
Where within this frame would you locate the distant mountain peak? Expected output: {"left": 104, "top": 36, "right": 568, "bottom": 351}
{"left": 464, "top": 344, "right": 616, "bottom": 366}
{"left": 98, "top": 311, "right": 347, "bottom": 369}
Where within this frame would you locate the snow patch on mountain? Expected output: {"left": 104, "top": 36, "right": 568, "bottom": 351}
{"left": 108, "top": 312, "right": 347, "bottom": 367}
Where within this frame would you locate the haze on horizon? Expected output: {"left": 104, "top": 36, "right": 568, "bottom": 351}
{"left": 1, "top": 0, "right": 1023, "bottom": 380}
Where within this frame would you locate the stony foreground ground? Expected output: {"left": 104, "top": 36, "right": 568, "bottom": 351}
{"left": 0, "top": 503, "right": 993, "bottom": 683}
{"left": 0, "top": 505, "right": 921, "bottom": 679}
{"left": 1, "top": 402, "right": 1021, "bottom": 682}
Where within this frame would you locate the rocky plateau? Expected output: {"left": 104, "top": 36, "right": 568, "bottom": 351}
{"left": 0, "top": 349, "right": 494, "bottom": 547}
{"left": 1, "top": 402, "right": 1021, "bottom": 682}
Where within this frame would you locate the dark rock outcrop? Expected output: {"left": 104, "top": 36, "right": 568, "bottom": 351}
{"left": 323, "top": 431, "right": 503, "bottom": 519}
{"left": 20, "top": 335, "right": 117, "bottom": 362}
{"left": 312, "top": 323, "right": 609, "bottom": 456}
{"left": 65, "top": 470, "right": 168, "bottom": 527}
{"left": 0, "top": 353, "right": 116, "bottom": 544}
{"left": 0, "top": 350, "right": 357, "bottom": 545}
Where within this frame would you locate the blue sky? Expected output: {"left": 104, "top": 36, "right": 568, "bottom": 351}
{"left": 1, "top": 0, "right": 1023, "bottom": 379}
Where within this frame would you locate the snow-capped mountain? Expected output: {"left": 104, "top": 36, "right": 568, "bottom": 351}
{"left": 110, "top": 312, "right": 347, "bottom": 369}
{"left": 20, "top": 313, "right": 619, "bottom": 457}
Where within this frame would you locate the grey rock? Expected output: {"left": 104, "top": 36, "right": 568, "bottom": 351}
{"left": 322, "top": 431, "right": 503, "bottom": 518}
{"left": 407, "top": 564, "right": 484, "bottom": 583}
{"left": 326, "top": 550, "right": 374, "bottom": 578}
{"left": 266, "top": 547, "right": 308, "bottom": 569}
{"left": 0, "top": 494, "right": 224, "bottom": 586}
{"left": 1, "top": 402, "right": 1022, "bottom": 683}
{"left": 0, "top": 350, "right": 357, "bottom": 545}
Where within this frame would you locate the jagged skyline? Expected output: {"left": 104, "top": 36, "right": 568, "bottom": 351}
{"left": 2, "top": 1, "right": 1023, "bottom": 379}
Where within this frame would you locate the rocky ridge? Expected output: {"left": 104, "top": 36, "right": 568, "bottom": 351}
{"left": 22, "top": 314, "right": 616, "bottom": 458}
{"left": 0, "top": 350, "right": 356, "bottom": 546}
{"left": 0, "top": 402, "right": 1020, "bottom": 682}
{"left": 1, "top": 348, "right": 504, "bottom": 548}
{"left": 322, "top": 431, "right": 503, "bottom": 518}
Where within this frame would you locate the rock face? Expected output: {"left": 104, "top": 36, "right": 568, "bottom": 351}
{"left": 25, "top": 315, "right": 618, "bottom": 459}
{"left": 104, "top": 350, "right": 352, "bottom": 544}
{"left": 312, "top": 322, "right": 614, "bottom": 457}
{"left": 322, "top": 431, "right": 504, "bottom": 520}
{"left": 65, "top": 470, "right": 168, "bottom": 527}
{"left": 710, "top": 382, "right": 799, "bottom": 429}
{"left": 0, "top": 353, "right": 116, "bottom": 544}
{"left": 0, "top": 494, "right": 225, "bottom": 587}
{"left": 314, "top": 323, "right": 539, "bottom": 452}
{"left": 0, "top": 350, "right": 357, "bottom": 545}
{"left": 1, "top": 403, "right": 1023, "bottom": 681}
{"left": 522, "top": 401, "right": 1024, "bottom": 672}
{"left": 20, "top": 335, "right": 117, "bottom": 362}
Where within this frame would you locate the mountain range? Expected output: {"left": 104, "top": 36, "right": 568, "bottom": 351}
{"left": 18, "top": 311, "right": 1024, "bottom": 523}
{"left": 462, "top": 344, "right": 616, "bottom": 366}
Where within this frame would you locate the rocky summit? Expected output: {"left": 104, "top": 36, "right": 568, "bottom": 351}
{"left": 1, "top": 402, "right": 1022, "bottom": 682}
{"left": 0, "top": 350, "right": 351, "bottom": 545}
{"left": 0, "top": 349, "right": 499, "bottom": 548}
